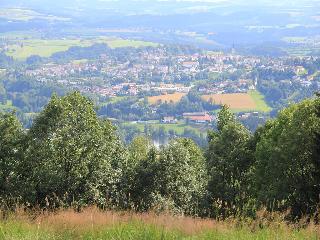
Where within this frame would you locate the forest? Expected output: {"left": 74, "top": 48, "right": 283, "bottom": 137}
{"left": 0, "top": 91, "right": 319, "bottom": 222}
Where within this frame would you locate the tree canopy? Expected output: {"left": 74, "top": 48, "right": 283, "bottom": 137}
{"left": 0, "top": 92, "right": 318, "bottom": 221}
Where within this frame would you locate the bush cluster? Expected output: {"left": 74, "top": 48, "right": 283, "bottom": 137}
{"left": 0, "top": 92, "right": 319, "bottom": 220}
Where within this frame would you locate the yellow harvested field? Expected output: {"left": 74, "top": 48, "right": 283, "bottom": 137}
{"left": 202, "top": 93, "right": 256, "bottom": 109}
{"left": 148, "top": 93, "right": 187, "bottom": 105}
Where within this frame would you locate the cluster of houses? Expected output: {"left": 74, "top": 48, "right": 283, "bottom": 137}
{"left": 25, "top": 62, "right": 99, "bottom": 78}
{"left": 161, "top": 111, "right": 266, "bottom": 127}
{"left": 20, "top": 47, "right": 320, "bottom": 100}
{"left": 90, "top": 83, "right": 192, "bottom": 97}
{"left": 198, "top": 79, "right": 256, "bottom": 94}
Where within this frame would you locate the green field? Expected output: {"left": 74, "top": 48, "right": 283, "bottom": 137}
{"left": 311, "top": 71, "right": 320, "bottom": 80}
{"left": 248, "top": 90, "right": 272, "bottom": 112}
{"left": 124, "top": 120, "right": 208, "bottom": 135}
{"left": 6, "top": 39, "right": 88, "bottom": 59}
{"left": 297, "top": 68, "right": 308, "bottom": 76}
{"left": 5, "top": 37, "right": 158, "bottom": 60}
{"left": 107, "top": 96, "right": 130, "bottom": 104}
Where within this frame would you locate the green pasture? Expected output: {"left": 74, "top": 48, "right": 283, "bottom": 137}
{"left": 247, "top": 90, "right": 272, "bottom": 112}
{"left": 124, "top": 120, "right": 209, "bottom": 135}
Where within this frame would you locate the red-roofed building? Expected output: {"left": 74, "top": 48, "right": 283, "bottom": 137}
{"left": 183, "top": 112, "right": 213, "bottom": 123}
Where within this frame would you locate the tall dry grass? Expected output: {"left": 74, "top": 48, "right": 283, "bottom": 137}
{"left": 0, "top": 207, "right": 320, "bottom": 239}
{"left": 24, "top": 207, "right": 219, "bottom": 235}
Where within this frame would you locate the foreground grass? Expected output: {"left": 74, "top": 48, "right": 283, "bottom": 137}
{"left": 0, "top": 208, "right": 318, "bottom": 240}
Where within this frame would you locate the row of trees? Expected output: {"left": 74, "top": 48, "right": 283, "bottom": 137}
{"left": 0, "top": 92, "right": 319, "bottom": 220}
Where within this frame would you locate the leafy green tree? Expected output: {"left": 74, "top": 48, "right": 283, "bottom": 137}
{"left": 119, "top": 136, "right": 151, "bottom": 209}
{"left": 255, "top": 97, "right": 320, "bottom": 218}
{"left": 131, "top": 146, "right": 159, "bottom": 211}
{"left": 0, "top": 113, "right": 24, "bottom": 203}
{"left": 128, "top": 136, "right": 151, "bottom": 165}
{"left": 0, "top": 83, "right": 7, "bottom": 104}
{"left": 26, "top": 55, "right": 43, "bottom": 66}
{"left": 206, "top": 106, "right": 255, "bottom": 218}
{"left": 157, "top": 138, "right": 207, "bottom": 215}
{"left": 23, "top": 92, "right": 126, "bottom": 208}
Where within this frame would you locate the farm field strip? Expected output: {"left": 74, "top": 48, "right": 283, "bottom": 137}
{"left": 201, "top": 90, "right": 271, "bottom": 112}
{"left": 6, "top": 40, "right": 89, "bottom": 59}
{"left": 202, "top": 93, "right": 256, "bottom": 109}
{"left": 148, "top": 91, "right": 270, "bottom": 112}
{"left": 148, "top": 93, "right": 187, "bottom": 105}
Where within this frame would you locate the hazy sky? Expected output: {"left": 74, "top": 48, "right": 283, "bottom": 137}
{"left": 1, "top": 0, "right": 318, "bottom": 13}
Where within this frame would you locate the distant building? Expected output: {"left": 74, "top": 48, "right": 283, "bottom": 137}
{"left": 182, "top": 61, "right": 199, "bottom": 69}
{"left": 301, "top": 80, "right": 312, "bottom": 87}
{"left": 295, "top": 66, "right": 307, "bottom": 75}
{"left": 238, "top": 112, "right": 259, "bottom": 120}
{"left": 183, "top": 112, "right": 213, "bottom": 123}
{"left": 231, "top": 43, "right": 236, "bottom": 55}
{"left": 162, "top": 116, "right": 177, "bottom": 124}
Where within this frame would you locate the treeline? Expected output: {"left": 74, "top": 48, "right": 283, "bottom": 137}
{"left": 0, "top": 92, "right": 319, "bottom": 220}
{"left": 118, "top": 123, "right": 208, "bottom": 148}
{"left": 0, "top": 75, "right": 70, "bottom": 127}
{"left": 253, "top": 57, "right": 320, "bottom": 110}
{"left": 31, "top": 43, "right": 200, "bottom": 64}
{"left": 99, "top": 91, "right": 219, "bottom": 122}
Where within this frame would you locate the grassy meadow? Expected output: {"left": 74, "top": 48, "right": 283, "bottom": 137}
{"left": 0, "top": 208, "right": 318, "bottom": 240}
{"left": 248, "top": 90, "right": 272, "bottom": 112}
{"left": 6, "top": 39, "right": 88, "bottom": 59}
